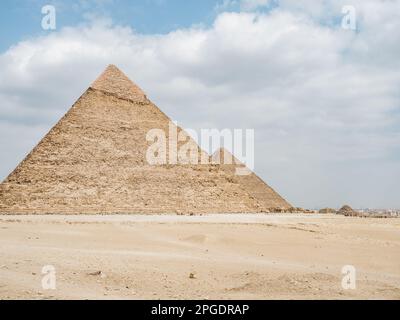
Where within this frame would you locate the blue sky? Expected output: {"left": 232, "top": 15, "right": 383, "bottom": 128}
{"left": 0, "top": 0, "right": 399, "bottom": 208}
{"left": 0, "top": 0, "right": 231, "bottom": 52}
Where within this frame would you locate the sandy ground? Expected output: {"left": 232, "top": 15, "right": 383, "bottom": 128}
{"left": 0, "top": 214, "right": 399, "bottom": 300}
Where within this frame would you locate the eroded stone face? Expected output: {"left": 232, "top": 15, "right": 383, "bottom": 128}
{"left": 0, "top": 65, "right": 291, "bottom": 214}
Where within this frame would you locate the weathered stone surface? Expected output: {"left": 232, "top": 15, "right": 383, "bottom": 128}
{"left": 212, "top": 148, "right": 291, "bottom": 211}
{"left": 91, "top": 64, "right": 148, "bottom": 103}
{"left": 0, "top": 65, "right": 291, "bottom": 214}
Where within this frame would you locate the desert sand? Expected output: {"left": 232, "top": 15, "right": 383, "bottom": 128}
{"left": 0, "top": 213, "right": 399, "bottom": 300}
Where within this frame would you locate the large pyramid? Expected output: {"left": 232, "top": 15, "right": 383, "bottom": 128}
{"left": 0, "top": 65, "right": 291, "bottom": 214}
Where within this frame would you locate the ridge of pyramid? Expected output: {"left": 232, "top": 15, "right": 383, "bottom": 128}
{"left": 90, "top": 64, "right": 147, "bottom": 103}
{"left": 212, "top": 148, "right": 292, "bottom": 209}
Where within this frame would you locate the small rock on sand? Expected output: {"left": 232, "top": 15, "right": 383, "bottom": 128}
{"left": 88, "top": 271, "right": 107, "bottom": 278}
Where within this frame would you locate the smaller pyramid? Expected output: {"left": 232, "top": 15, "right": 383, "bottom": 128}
{"left": 337, "top": 205, "right": 358, "bottom": 216}
{"left": 212, "top": 148, "right": 291, "bottom": 210}
{"left": 211, "top": 147, "right": 241, "bottom": 165}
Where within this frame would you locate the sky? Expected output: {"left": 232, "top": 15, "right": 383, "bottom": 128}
{"left": 0, "top": 0, "right": 399, "bottom": 209}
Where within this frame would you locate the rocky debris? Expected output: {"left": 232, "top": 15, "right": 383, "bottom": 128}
{"left": 337, "top": 205, "right": 358, "bottom": 216}
{"left": 337, "top": 207, "right": 399, "bottom": 218}
{"left": 294, "top": 208, "right": 317, "bottom": 214}
{"left": 319, "top": 208, "right": 337, "bottom": 214}
{"left": 88, "top": 271, "right": 107, "bottom": 278}
{"left": 264, "top": 207, "right": 316, "bottom": 213}
{"left": 358, "top": 209, "right": 400, "bottom": 218}
{"left": 189, "top": 272, "right": 197, "bottom": 279}
{"left": 304, "top": 209, "right": 317, "bottom": 214}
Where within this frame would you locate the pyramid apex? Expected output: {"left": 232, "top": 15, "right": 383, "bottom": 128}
{"left": 212, "top": 147, "right": 243, "bottom": 165}
{"left": 91, "top": 64, "right": 147, "bottom": 102}
{"left": 216, "top": 147, "right": 232, "bottom": 154}
{"left": 103, "top": 64, "right": 124, "bottom": 73}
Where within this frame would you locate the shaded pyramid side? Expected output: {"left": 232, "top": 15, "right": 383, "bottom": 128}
{"left": 212, "top": 148, "right": 292, "bottom": 210}
{"left": 0, "top": 66, "right": 270, "bottom": 214}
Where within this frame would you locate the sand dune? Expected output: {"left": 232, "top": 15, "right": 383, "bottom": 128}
{"left": 0, "top": 214, "right": 399, "bottom": 299}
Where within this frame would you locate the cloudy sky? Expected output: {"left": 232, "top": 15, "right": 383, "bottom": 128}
{"left": 0, "top": 0, "right": 399, "bottom": 209}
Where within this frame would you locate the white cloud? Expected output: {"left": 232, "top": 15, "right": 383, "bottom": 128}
{"left": 0, "top": 0, "right": 400, "bottom": 208}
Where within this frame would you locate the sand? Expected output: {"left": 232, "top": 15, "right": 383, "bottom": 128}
{"left": 0, "top": 214, "right": 399, "bottom": 300}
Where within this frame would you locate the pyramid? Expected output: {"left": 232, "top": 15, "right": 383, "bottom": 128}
{"left": 212, "top": 148, "right": 291, "bottom": 210}
{"left": 0, "top": 65, "right": 291, "bottom": 214}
